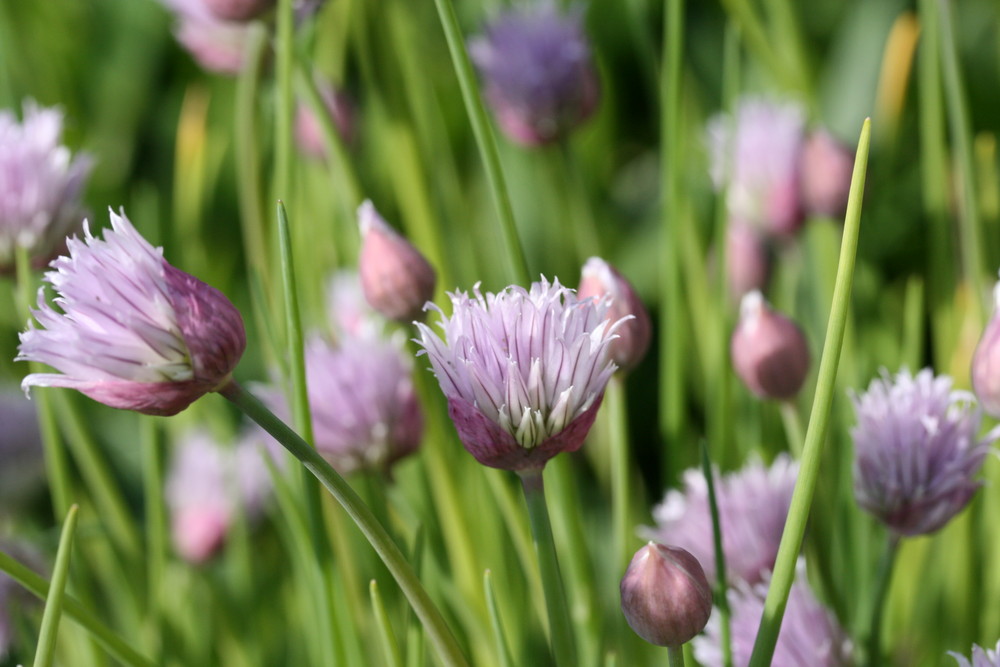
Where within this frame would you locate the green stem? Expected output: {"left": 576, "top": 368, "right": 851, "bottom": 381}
{"left": 33, "top": 505, "right": 79, "bottom": 667}
{"left": 518, "top": 468, "right": 576, "bottom": 667}
{"left": 234, "top": 24, "right": 269, "bottom": 276}
{"left": 141, "top": 416, "right": 165, "bottom": 652}
{"left": 370, "top": 580, "right": 404, "bottom": 667}
{"left": 863, "top": 535, "right": 900, "bottom": 667}
{"left": 609, "top": 376, "right": 633, "bottom": 573}
{"left": 779, "top": 401, "right": 805, "bottom": 458}
{"left": 431, "top": 0, "right": 530, "bottom": 285}
{"left": 219, "top": 380, "right": 468, "bottom": 667}
{"left": 700, "top": 440, "right": 732, "bottom": 667}
{"left": 15, "top": 245, "right": 72, "bottom": 520}
{"left": 748, "top": 118, "right": 871, "bottom": 666}
{"left": 484, "top": 570, "right": 515, "bottom": 667}
{"left": 667, "top": 644, "right": 686, "bottom": 667}
{"left": 274, "top": 0, "right": 295, "bottom": 202}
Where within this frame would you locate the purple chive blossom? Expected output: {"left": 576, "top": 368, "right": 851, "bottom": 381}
{"left": 643, "top": 454, "right": 799, "bottom": 585}
{"left": 325, "top": 271, "right": 383, "bottom": 340}
{"left": 707, "top": 98, "right": 805, "bottom": 237}
{"left": 416, "top": 277, "right": 622, "bottom": 472}
{"left": 577, "top": 257, "right": 650, "bottom": 373}
{"left": 166, "top": 429, "right": 282, "bottom": 563}
{"left": 160, "top": 0, "right": 251, "bottom": 75}
{"left": 0, "top": 102, "right": 92, "bottom": 270}
{"left": 17, "top": 208, "right": 246, "bottom": 416}
{"left": 950, "top": 641, "right": 1000, "bottom": 667}
{"left": 694, "top": 567, "right": 853, "bottom": 667}
{"left": 972, "top": 278, "right": 1000, "bottom": 418}
{"left": 851, "top": 368, "right": 999, "bottom": 536}
{"left": 469, "top": 4, "right": 600, "bottom": 146}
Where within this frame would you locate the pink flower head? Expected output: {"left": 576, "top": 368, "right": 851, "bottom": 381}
{"left": 299, "top": 333, "right": 423, "bottom": 474}
{"left": 972, "top": 278, "right": 1000, "bottom": 417}
{"left": 800, "top": 129, "right": 854, "bottom": 219}
{"left": 161, "top": 0, "right": 251, "bottom": 75}
{"left": 644, "top": 454, "right": 799, "bottom": 585}
{"left": 851, "top": 368, "right": 998, "bottom": 536}
{"left": 0, "top": 101, "right": 92, "bottom": 270}
{"left": 730, "top": 290, "right": 810, "bottom": 400}
{"left": 707, "top": 98, "right": 805, "bottom": 237}
{"left": 295, "top": 80, "right": 356, "bottom": 160}
{"left": 201, "top": 0, "right": 275, "bottom": 22}
{"left": 725, "top": 220, "right": 772, "bottom": 300}
{"left": 166, "top": 429, "right": 281, "bottom": 563}
{"left": 17, "top": 208, "right": 246, "bottom": 416}
{"left": 577, "top": 257, "right": 650, "bottom": 373}
{"left": 358, "top": 200, "right": 437, "bottom": 324}
{"left": 950, "top": 641, "right": 1000, "bottom": 667}
{"left": 415, "top": 277, "right": 622, "bottom": 471}
{"left": 469, "top": 4, "right": 600, "bottom": 146}
{"left": 694, "top": 567, "right": 853, "bottom": 667}
{"left": 326, "top": 271, "right": 383, "bottom": 340}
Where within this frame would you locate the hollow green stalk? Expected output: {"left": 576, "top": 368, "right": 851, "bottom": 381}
{"left": 518, "top": 468, "right": 576, "bottom": 667}
{"left": 668, "top": 645, "right": 686, "bottom": 667}
{"left": 140, "top": 417, "right": 165, "bottom": 651}
{"left": 747, "top": 118, "right": 871, "bottom": 666}
{"left": 609, "top": 376, "right": 633, "bottom": 573}
{"left": 219, "top": 380, "right": 468, "bottom": 667}
{"left": 33, "top": 504, "right": 79, "bottom": 667}
{"left": 274, "top": 0, "right": 295, "bottom": 202}
{"left": 862, "top": 535, "right": 900, "bottom": 667}
{"left": 431, "top": 0, "right": 530, "bottom": 285}
{"left": 484, "top": 570, "right": 515, "bottom": 667}
{"left": 700, "top": 440, "right": 732, "bottom": 667}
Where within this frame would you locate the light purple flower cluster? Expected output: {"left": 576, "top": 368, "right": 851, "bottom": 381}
{"left": 470, "top": 4, "right": 600, "bottom": 146}
{"left": 644, "top": 454, "right": 799, "bottom": 585}
{"left": 851, "top": 368, "right": 998, "bottom": 536}
{"left": 0, "top": 102, "right": 91, "bottom": 269}
{"left": 693, "top": 568, "right": 853, "bottom": 667}
{"left": 416, "top": 277, "right": 622, "bottom": 471}
{"left": 17, "top": 208, "right": 246, "bottom": 416}
{"left": 166, "top": 428, "right": 282, "bottom": 563}
{"left": 950, "top": 641, "right": 1000, "bottom": 667}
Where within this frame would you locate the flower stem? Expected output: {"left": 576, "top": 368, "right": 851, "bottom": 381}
{"left": 608, "top": 375, "right": 633, "bottom": 572}
{"left": 33, "top": 504, "right": 79, "bottom": 667}
{"left": 431, "top": 0, "right": 531, "bottom": 286}
{"left": 141, "top": 417, "right": 165, "bottom": 650}
{"left": 667, "top": 644, "right": 686, "bottom": 667}
{"left": 274, "top": 0, "right": 295, "bottom": 202}
{"left": 700, "top": 439, "right": 732, "bottom": 667}
{"left": 518, "top": 468, "right": 577, "bottom": 667}
{"left": 747, "top": 118, "right": 871, "bottom": 667}
{"left": 219, "top": 380, "right": 468, "bottom": 667}
{"left": 863, "top": 535, "right": 900, "bottom": 667}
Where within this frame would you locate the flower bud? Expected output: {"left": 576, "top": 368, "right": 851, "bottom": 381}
{"left": 295, "top": 82, "right": 356, "bottom": 160}
{"left": 201, "top": 0, "right": 274, "bottom": 21}
{"left": 620, "top": 542, "right": 713, "bottom": 648}
{"left": 577, "top": 257, "right": 651, "bottom": 372}
{"left": 800, "top": 130, "right": 854, "bottom": 219}
{"left": 972, "top": 280, "right": 1000, "bottom": 417}
{"left": 726, "top": 220, "right": 771, "bottom": 300}
{"left": 358, "top": 200, "right": 437, "bottom": 323}
{"left": 730, "top": 291, "right": 809, "bottom": 400}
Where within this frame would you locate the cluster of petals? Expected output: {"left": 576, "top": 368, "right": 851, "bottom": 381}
{"left": 470, "top": 4, "right": 599, "bottom": 146}
{"left": 17, "top": 208, "right": 246, "bottom": 416}
{"left": 851, "top": 368, "right": 998, "bottom": 536}
{"left": 166, "top": 428, "right": 282, "bottom": 563}
{"left": 693, "top": 567, "right": 853, "bottom": 666}
{"left": 950, "top": 641, "right": 1000, "bottom": 667}
{"left": 0, "top": 101, "right": 92, "bottom": 268}
{"left": 416, "top": 277, "right": 622, "bottom": 471}
{"left": 644, "top": 453, "right": 799, "bottom": 585}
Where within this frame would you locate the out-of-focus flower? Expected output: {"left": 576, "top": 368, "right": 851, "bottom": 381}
{"left": 166, "top": 429, "right": 281, "bottom": 563}
{"left": 161, "top": 0, "right": 252, "bottom": 75}
{"left": 201, "top": 0, "right": 274, "bottom": 22}
{"left": 295, "top": 81, "right": 356, "bottom": 160}
{"left": 326, "top": 271, "right": 383, "bottom": 340}
{"left": 730, "top": 291, "right": 810, "bottom": 400}
{"left": 707, "top": 98, "right": 805, "bottom": 237}
{"left": 577, "top": 257, "right": 650, "bottom": 373}
{"left": 725, "top": 220, "right": 771, "bottom": 300}
{"left": 17, "top": 208, "right": 246, "bottom": 417}
{"left": 0, "top": 102, "right": 92, "bottom": 270}
{"left": 358, "top": 200, "right": 437, "bottom": 324}
{"left": 416, "top": 277, "right": 621, "bottom": 471}
{"left": 644, "top": 454, "right": 799, "bottom": 585}
{"left": 972, "top": 278, "right": 1000, "bottom": 417}
{"left": 0, "top": 392, "right": 44, "bottom": 507}
{"left": 800, "top": 130, "right": 854, "bottom": 219}
{"left": 620, "top": 542, "right": 713, "bottom": 648}
{"left": 949, "top": 641, "right": 1000, "bottom": 667}
{"left": 694, "top": 568, "right": 853, "bottom": 666}
{"left": 469, "top": 5, "right": 600, "bottom": 146}
{"left": 851, "top": 368, "right": 998, "bottom": 536}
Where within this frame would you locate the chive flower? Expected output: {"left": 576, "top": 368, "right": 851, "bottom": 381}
{"left": 0, "top": 101, "right": 92, "bottom": 270}
{"left": 577, "top": 256, "right": 650, "bottom": 373}
{"left": 949, "top": 641, "right": 1000, "bottom": 667}
{"left": 972, "top": 278, "right": 1000, "bottom": 418}
{"left": 415, "top": 277, "right": 622, "bottom": 471}
{"left": 17, "top": 208, "right": 246, "bottom": 416}
{"left": 469, "top": 4, "right": 600, "bottom": 146}
{"left": 851, "top": 368, "right": 998, "bottom": 536}
{"left": 730, "top": 290, "right": 810, "bottom": 400}
{"left": 644, "top": 454, "right": 799, "bottom": 585}
{"left": 161, "top": 0, "right": 251, "bottom": 74}
{"left": 799, "top": 129, "right": 854, "bottom": 219}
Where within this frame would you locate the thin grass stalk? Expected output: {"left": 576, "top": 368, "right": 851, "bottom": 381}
{"left": 608, "top": 376, "right": 632, "bottom": 573}
{"left": 370, "top": 580, "right": 404, "bottom": 667}
{"left": 700, "top": 440, "right": 732, "bottom": 667}
{"left": 747, "top": 118, "right": 871, "bottom": 666}
{"left": 862, "top": 535, "right": 900, "bottom": 667}
{"left": 31, "top": 505, "right": 79, "bottom": 667}
{"left": 274, "top": 0, "right": 295, "bottom": 202}
{"left": 667, "top": 644, "right": 686, "bottom": 667}
{"left": 431, "top": 0, "right": 531, "bottom": 285}
{"left": 484, "top": 570, "right": 515, "bottom": 667}
{"left": 220, "top": 380, "right": 469, "bottom": 667}
{"left": 139, "top": 416, "right": 165, "bottom": 655}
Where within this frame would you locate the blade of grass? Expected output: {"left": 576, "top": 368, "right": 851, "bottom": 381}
{"left": 32, "top": 505, "right": 80, "bottom": 667}
{"left": 484, "top": 570, "right": 515, "bottom": 667}
{"left": 370, "top": 580, "right": 404, "bottom": 667}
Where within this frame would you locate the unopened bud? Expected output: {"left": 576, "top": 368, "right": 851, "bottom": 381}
{"left": 731, "top": 291, "right": 810, "bottom": 399}
{"left": 620, "top": 542, "right": 713, "bottom": 648}
{"left": 201, "top": 0, "right": 275, "bottom": 22}
{"left": 972, "top": 280, "right": 1000, "bottom": 417}
{"left": 577, "top": 257, "right": 651, "bottom": 372}
{"left": 358, "top": 201, "right": 437, "bottom": 323}
{"left": 726, "top": 220, "right": 771, "bottom": 300}
{"left": 800, "top": 130, "right": 854, "bottom": 219}
{"left": 295, "top": 83, "right": 356, "bottom": 160}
